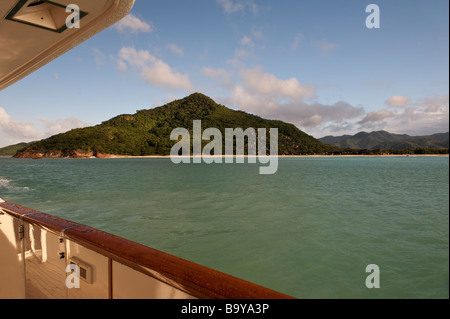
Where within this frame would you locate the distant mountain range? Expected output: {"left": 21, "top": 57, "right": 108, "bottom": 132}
{"left": 319, "top": 131, "right": 449, "bottom": 150}
{"left": 11, "top": 93, "right": 335, "bottom": 158}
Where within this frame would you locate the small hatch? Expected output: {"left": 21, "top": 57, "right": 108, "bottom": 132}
{"left": 69, "top": 257, "right": 93, "bottom": 284}
{"left": 5, "top": 0, "right": 88, "bottom": 33}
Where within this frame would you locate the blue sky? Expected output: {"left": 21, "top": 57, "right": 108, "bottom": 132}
{"left": 0, "top": 0, "right": 448, "bottom": 147}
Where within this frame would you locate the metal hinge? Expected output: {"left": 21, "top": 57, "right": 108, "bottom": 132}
{"left": 58, "top": 237, "right": 65, "bottom": 259}
{"left": 18, "top": 224, "right": 25, "bottom": 239}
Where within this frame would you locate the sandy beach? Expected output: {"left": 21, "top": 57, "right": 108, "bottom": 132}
{"left": 101, "top": 154, "right": 449, "bottom": 159}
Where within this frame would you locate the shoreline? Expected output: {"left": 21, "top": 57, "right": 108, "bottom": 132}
{"left": 3, "top": 154, "right": 448, "bottom": 159}
{"left": 96, "top": 154, "right": 450, "bottom": 159}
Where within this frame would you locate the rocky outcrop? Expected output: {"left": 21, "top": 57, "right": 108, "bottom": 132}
{"left": 13, "top": 151, "right": 43, "bottom": 159}
{"left": 13, "top": 149, "right": 113, "bottom": 159}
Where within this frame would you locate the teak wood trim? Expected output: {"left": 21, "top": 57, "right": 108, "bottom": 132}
{"left": 0, "top": 201, "right": 294, "bottom": 299}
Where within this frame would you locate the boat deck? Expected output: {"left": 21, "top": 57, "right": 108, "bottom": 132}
{"left": 0, "top": 199, "right": 293, "bottom": 299}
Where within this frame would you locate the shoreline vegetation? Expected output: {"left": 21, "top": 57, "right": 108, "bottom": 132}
{"left": 3, "top": 154, "right": 448, "bottom": 159}
{"left": 2, "top": 94, "right": 448, "bottom": 159}
{"left": 10, "top": 147, "right": 449, "bottom": 159}
{"left": 101, "top": 153, "right": 449, "bottom": 158}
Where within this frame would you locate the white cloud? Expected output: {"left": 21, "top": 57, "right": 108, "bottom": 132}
{"left": 240, "top": 36, "right": 254, "bottom": 47}
{"left": 355, "top": 93, "right": 449, "bottom": 135}
{"left": 240, "top": 67, "right": 315, "bottom": 101}
{"left": 205, "top": 67, "right": 364, "bottom": 132}
{"left": 92, "top": 48, "right": 106, "bottom": 68}
{"left": 217, "top": 0, "right": 245, "bottom": 14}
{"left": 226, "top": 29, "right": 268, "bottom": 67}
{"left": 385, "top": 95, "right": 410, "bottom": 108}
{"left": 227, "top": 46, "right": 249, "bottom": 67}
{"left": 314, "top": 40, "right": 339, "bottom": 55}
{"left": 292, "top": 33, "right": 304, "bottom": 51}
{"left": 216, "top": 0, "right": 262, "bottom": 15}
{"left": 201, "top": 49, "right": 447, "bottom": 137}
{"left": 384, "top": 93, "right": 449, "bottom": 134}
{"left": 228, "top": 48, "right": 253, "bottom": 66}
{"left": 414, "top": 93, "right": 449, "bottom": 112}
{"left": 114, "top": 14, "right": 153, "bottom": 34}
{"left": 118, "top": 46, "right": 155, "bottom": 67}
{"left": 251, "top": 29, "right": 264, "bottom": 41}
{"left": 118, "top": 47, "right": 192, "bottom": 91}
{"left": 201, "top": 67, "right": 231, "bottom": 79}
{"left": 358, "top": 109, "right": 394, "bottom": 124}
{"left": 38, "top": 117, "right": 90, "bottom": 137}
{"left": 202, "top": 35, "right": 448, "bottom": 137}
{"left": 386, "top": 110, "right": 448, "bottom": 135}
{"left": 117, "top": 59, "right": 127, "bottom": 72}
{"left": 167, "top": 43, "right": 184, "bottom": 56}
{"left": 220, "top": 88, "right": 364, "bottom": 131}
{"left": 201, "top": 67, "right": 234, "bottom": 88}
{"left": 0, "top": 107, "right": 92, "bottom": 147}
{"left": 0, "top": 107, "right": 41, "bottom": 143}
{"left": 141, "top": 62, "right": 192, "bottom": 91}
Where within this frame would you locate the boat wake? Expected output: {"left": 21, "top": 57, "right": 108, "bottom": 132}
{"left": 0, "top": 177, "right": 30, "bottom": 191}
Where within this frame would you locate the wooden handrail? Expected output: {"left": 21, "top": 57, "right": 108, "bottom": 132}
{"left": 0, "top": 201, "right": 294, "bottom": 299}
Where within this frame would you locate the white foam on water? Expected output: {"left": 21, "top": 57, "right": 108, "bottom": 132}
{"left": 0, "top": 177, "right": 30, "bottom": 191}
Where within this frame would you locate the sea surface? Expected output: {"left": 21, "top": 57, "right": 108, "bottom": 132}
{"left": 0, "top": 156, "right": 448, "bottom": 298}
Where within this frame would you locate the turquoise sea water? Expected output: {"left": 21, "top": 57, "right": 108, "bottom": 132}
{"left": 0, "top": 156, "right": 448, "bottom": 298}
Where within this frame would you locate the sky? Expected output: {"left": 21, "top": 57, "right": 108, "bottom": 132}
{"left": 0, "top": 0, "right": 449, "bottom": 147}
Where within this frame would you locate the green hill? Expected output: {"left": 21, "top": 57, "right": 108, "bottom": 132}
{"left": 14, "top": 93, "right": 336, "bottom": 158}
{"left": 0, "top": 142, "right": 33, "bottom": 156}
{"left": 319, "top": 131, "right": 449, "bottom": 150}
